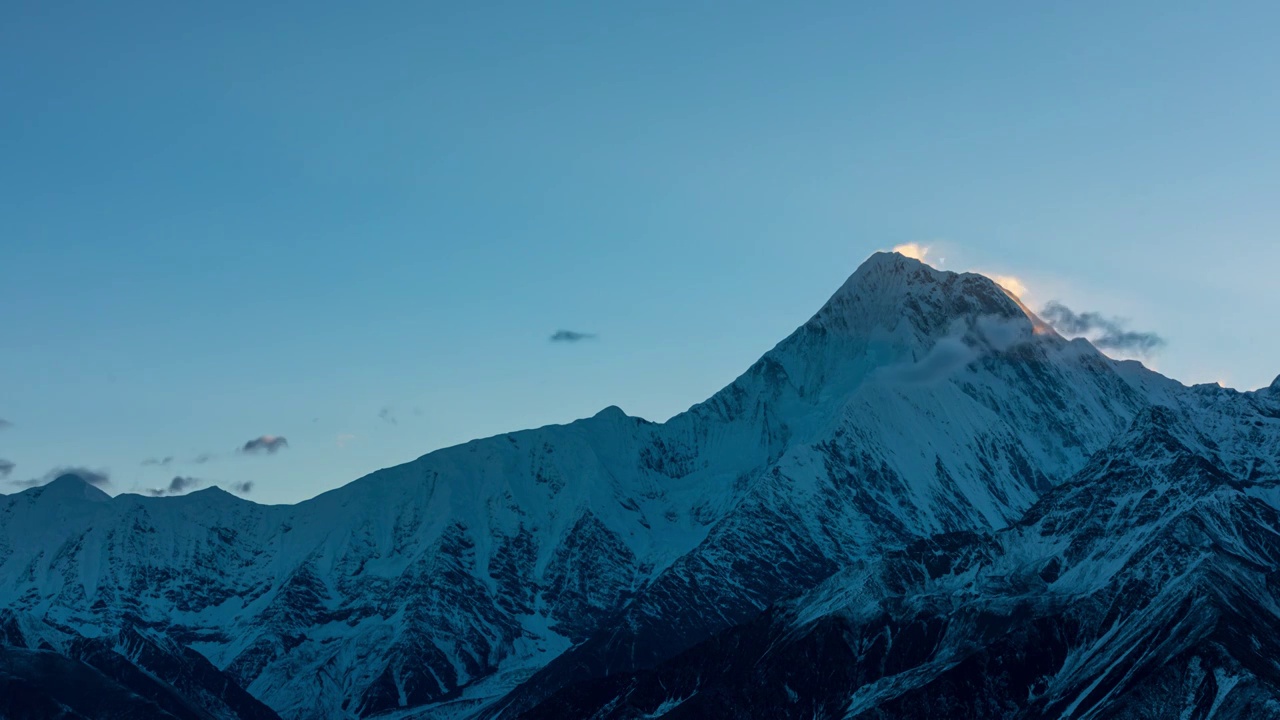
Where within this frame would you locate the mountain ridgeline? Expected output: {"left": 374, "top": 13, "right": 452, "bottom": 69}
{"left": 3, "top": 252, "right": 1279, "bottom": 719}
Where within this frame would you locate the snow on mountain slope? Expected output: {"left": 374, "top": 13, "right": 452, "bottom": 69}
{"left": 2, "top": 251, "right": 1273, "bottom": 719}
{"left": 521, "top": 407, "right": 1280, "bottom": 719}
{"left": 485, "top": 255, "right": 1159, "bottom": 716}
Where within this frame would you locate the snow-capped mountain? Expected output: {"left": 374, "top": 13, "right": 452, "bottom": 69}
{"left": 3, "top": 251, "right": 1277, "bottom": 719}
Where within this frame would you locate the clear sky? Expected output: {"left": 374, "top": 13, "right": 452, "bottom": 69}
{"left": 3, "top": 1, "right": 1278, "bottom": 504}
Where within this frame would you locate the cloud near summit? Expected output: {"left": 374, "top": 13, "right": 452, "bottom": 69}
{"left": 878, "top": 315, "right": 1035, "bottom": 386}
{"left": 1040, "top": 301, "right": 1164, "bottom": 355}
{"left": 890, "top": 243, "right": 930, "bottom": 262}
{"left": 12, "top": 467, "right": 110, "bottom": 489}
{"left": 990, "top": 274, "right": 1028, "bottom": 299}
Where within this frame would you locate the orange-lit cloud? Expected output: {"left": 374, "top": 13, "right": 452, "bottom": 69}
{"left": 891, "top": 243, "right": 931, "bottom": 262}
{"left": 991, "top": 274, "right": 1028, "bottom": 298}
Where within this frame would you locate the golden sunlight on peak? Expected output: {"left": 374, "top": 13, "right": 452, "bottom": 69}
{"left": 891, "top": 243, "right": 930, "bottom": 261}
{"left": 991, "top": 274, "right": 1028, "bottom": 299}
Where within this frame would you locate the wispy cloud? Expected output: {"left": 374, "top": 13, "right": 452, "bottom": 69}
{"left": 0, "top": 460, "right": 13, "bottom": 479}
{"left": 240, "top": 435, "right": 289, "bottom": 454}
{"left": 879, "top": 315, "right": 1035, "bottom": 386}
{"left": 881, "top": 336, "right": 977, "bottom": 385}
{"left": 141, "top": 456, "right": 174, "bottom": 467}
{"left": 1040, "top": 301, "right": 1164, "bottom": 355}
{"left": 192, "top": 453, "right": 215, "bottom": 464}
{"left": 226, "top": 481, "right": 254, "bottom": 494}
{"left": 0, "top": 419, "right": 11, "bottom": 431}
{"left": 147, "top": 476, "right": 201, "bottom": 497}
{"left": 550, "top": 330, "right": 596, "bottom": 343}
{"left": 378, "top": 407, "right": 397, "bottom": 425}
{"left": 13, "top": 467, "right": 110, "bottom": 489}
{"left": 336, "top": 433, "right": 356, "bottom": 449}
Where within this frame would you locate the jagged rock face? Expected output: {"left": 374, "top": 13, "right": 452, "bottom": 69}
{"left": 0, "top": 611, "right": 280, "bottom": 719}
{"left": 2, "top": 252, "right": 1278, "bottom": 718}
{"left": 522, "top": 407, "right": 1280, "bottom": 719}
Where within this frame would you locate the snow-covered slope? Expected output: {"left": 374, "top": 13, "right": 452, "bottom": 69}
{"left": 529, "top": 401, "right": 1280, "bottom": 719}
{"left": 3, "top": 251, "right": 1276, "bottom": 719}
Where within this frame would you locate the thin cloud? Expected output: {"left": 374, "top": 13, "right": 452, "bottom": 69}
{"left": 141, "top": 456, "right": 174, "bottom": 467}
{"left": 240, "top": 435, "right": 289, "bottom": 454}
{"left": 0, "top": 419, "right": 11, "bottom": 431}
{"left": 550, "top": 330, "right": 596, "bottom": 343}
{"left": 13, "top": 467, "right": 110, "bottom": 489}
{"left": 336, "top": 433, "right": 356, "bottom": 449}
{"left": 879, "top": 315, "right": 1035, "bottom": 386}
{"left": 227, "top": 481, "right": 254, "bottom": 494}
{"left": 147, "top": 475, "right": 201, "bottom": 497}
{"left": 192, "top": 453, "right": 215, "bottom": 464}
{"left": 379, "top": 407, "right": 397, "bottom": 425}
{"left": 1040, "top": 301, "right": 1165, "bottom": 355}
{"left": 881, "top": 337, "right": 978, "bottom": 385}
{"left": 0, "top": 460, "right": 13, "bottom": 479}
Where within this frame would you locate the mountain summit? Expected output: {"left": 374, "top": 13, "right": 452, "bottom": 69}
{"left": 19, "top": 472, "right": 111, "bottom": 503}
{"left": 2, "top": 252, "right": 1278, "bottom": 719}
{"left": 815, "top": 251, "right": 1025, "bottom": 335}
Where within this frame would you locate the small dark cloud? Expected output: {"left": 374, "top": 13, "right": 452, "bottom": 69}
{"left": 0, "top": 419, "right": 11, "bottom": 431}
{"left": 1094, "top": 330, "right": 1165, "bottom": 354}
{"left": 550, "top": 330, "right": 596, "bottom": 343}
{"left": 192, "top": 453, "right": 215, "bottom": 464}
{"left": 0, "top": 460, "right": 13, "bottom": 479}
{"left": 13, "top": 467, "right": 110, "bottom": 489}
{"left": 379, "top": 407, "right": 397, "bottom": 425}
{"left": 240, "top": 435, "right": 288, "bottom": 454}
{"left": 141, "top": 456, "right": 174, "bottom": 467}
{"left": 147, "top": 476, "right": 201, "bottom": 497}
{"left": 227, "top": 481, "right": 254, "bottom": 494}
{"left": 1040, "top": 302, "right": 1165, "bottom": 355}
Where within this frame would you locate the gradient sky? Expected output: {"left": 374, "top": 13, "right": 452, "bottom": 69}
{"left": 3, "top": 1, "right": 1278, "bottom": 504}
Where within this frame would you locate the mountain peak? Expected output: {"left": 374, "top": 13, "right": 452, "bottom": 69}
{"left": 810, "top": 251, "right": 1026, "bottom": 340}
{"left": 25, "top": 473, "right": 111, "bottom": 503}
{"left": 857, "top": 249, "right": 929, "bottom": 272}
{"left": 594, "top": 405, "right": 628, "bottom": 420}
{"left": 842, "top": 250, "right": 940, "bottom": 289}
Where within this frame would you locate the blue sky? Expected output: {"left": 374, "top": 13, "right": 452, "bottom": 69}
{"left": 3, "top": 1, "right": 1278, "bottom": 503}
